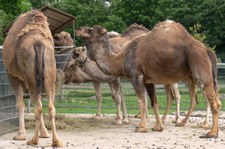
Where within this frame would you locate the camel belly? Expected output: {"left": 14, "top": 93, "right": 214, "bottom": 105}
{"left": 144, "top": 75, "right": 186, "bottom": 84}
{"left": 142, "top": 64, "right": 190, "bottom": 85}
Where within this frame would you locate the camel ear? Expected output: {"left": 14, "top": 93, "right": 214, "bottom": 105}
{"left": 64, "top": 33, "right": 71, "bottom": 39}
{"left": 99, "top": 28, "right": 107, "bottom": 35}
{"left": 33, "top": 15, "right": 44, "bottom": 22}
{"left": 82, "top": 47, "right": 86, "bottom": 52}
{"left": 54, "top": 34, "right": 60, "bottom": 40}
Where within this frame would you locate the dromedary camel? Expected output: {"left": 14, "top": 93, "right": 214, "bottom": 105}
{"left": 57, "top": 25, "right": 183, "bottom": 123}
{"left": 2, "top": 10, "right": 62, "bottom": 147}
{"left": 75, "top": 20, "right": 221, "bottom": 138}
{"left": 54, "top": 31, "right": 129, "bottom": 124}
{"left": 73, "top": 41, "right": 216, "bottom": 127}
{"left": 75, "top": 24, "right": 183, "bottom": 123}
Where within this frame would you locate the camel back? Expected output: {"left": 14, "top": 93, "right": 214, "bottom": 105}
{"left": 121, "top": 23, "right": 149, "bottom": 38}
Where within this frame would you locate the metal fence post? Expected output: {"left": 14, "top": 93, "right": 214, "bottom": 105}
{"left": 27, "top": 98, "right": 31, "bottom": 113}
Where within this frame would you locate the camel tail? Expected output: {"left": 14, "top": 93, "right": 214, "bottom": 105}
{"left": 34, "top": 41, "right": 45, "bottom": 94}
{"left": 207, "top": 49, "right": 218, "bottom": 92}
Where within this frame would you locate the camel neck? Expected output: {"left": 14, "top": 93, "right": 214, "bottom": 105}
{"left": 84, "top": 37, "right": 124, "bottom": 76}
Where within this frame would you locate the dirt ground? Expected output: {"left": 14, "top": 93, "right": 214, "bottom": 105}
{"left": 0, "top": 113, "right": 225, "bottom": 149}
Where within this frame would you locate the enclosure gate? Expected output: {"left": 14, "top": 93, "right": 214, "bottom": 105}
{"left": 0, "top": 46, "right": 18, "bottom": 135}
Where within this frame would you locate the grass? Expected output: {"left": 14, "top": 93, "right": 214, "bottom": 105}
{"left": 35, "top": 80, "right": 225, "bottom": 115}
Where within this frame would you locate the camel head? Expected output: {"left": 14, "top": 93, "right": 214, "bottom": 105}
{"left": 73, "top": 46, "right": 87, "bottom": 67}
{"left": 65, "top": 46, "right": 87, "bottom": 69}
{"left": 75, "top": 26, "right": 107, "bottom": 42}
{"left": 28, "top": 10, "right": 48, "bottom": 26}
{"left": 54, "top": 31, "right": 74, "bottom": 46}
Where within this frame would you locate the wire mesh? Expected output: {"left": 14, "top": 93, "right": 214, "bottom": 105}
{"left": 0, "top": 48, "right": 18, "bottom": 135}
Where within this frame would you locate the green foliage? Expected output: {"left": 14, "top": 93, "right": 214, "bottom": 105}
{"left": 1, "top": 0, "right": 225, "bottom": 51}
{"left": 0, "top": 0, "right": 32, "bottom": 44}
{"left": 189, "top": 24, "right": 215, "bottom": 50}
{"left": 0, "top": 0, "right": 31, "bottom": 15}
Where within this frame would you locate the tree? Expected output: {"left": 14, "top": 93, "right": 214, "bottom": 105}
{"left": 0, "top": 0, "right": 32, "bottom": 44}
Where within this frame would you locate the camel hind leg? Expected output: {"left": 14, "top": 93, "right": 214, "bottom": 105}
{"left": 45, "top": 82, "right": 63, "bottom": 147}
{"left": 8, "top": 75, "right": 26, "bottom": 140}
{"left": 26, "top": 88, "right": 42, "bottom": 145}
{"left": 200, "top": 83, "right": 221, "bottom": 138}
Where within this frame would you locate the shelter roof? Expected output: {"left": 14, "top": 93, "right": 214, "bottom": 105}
{"left": 3, "top": 5, "right": 76, "bottom": 36}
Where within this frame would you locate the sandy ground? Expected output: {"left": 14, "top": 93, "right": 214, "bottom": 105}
{"left": 0, "top": 113, "right": 225, "bottom": 149}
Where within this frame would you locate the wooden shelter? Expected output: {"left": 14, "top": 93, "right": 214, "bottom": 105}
{"left": 3, "top": 5, "right": 76, "bottom": 37}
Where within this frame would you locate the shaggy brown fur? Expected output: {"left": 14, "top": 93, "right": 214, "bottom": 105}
{"left": 3, "top": 10, "right": 62, "bottom": 147}
{"left": 76, "top": 20, "right": 221, "bottom": 138}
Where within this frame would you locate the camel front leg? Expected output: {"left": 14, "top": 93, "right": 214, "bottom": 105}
{"left": 130, "top": 78, "right": 148, "bottom": 132}
{"left": 144, "top": 83, "right": 163, "bottom": 131}
{"left": 201, "top": 100, "right": 210, "bottom": 128}
{"left": 176, "top": 79, "right": 197, "bottom": 127}
{"left": 172, "top": 83, "right": 181, "bottom": 123}
{"left": 161, "top": 84, "right": 173, "bottom": 124}
{"left": 109, "top": 80, "right": 123, "bottom": 125}
{"left": 119, "top": 82, "right": 129, "bottom": 123}
{"left": 199, "top": 88, "right": 210, "bottom": 128}
{"left": 92, "top": 82, "right": 103, "bottom": 118}
{"left": 39, "top": 114, "right": 50, "bottom": 138}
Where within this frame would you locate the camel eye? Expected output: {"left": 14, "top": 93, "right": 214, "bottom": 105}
{"left": 73, "top": 53, "right": 79, "bottom": 58}
{"left": 88, "top": 28, "right": 94, "bottom": 33}
{"left": 81, "top": 48, "right": 86, "bottom": 52}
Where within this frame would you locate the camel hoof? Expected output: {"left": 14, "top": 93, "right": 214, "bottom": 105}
{"left": 26, "top": 139, "right": 38, "bottom": 145}
{"left": 173, "top": 118, "right": 182, "bottom": 124}
{"left": 13, "top": 135, "right": 26, "bottom": 140}
{"left": 135, "top": 126, "right": 148, "bottom": 133}
{"left": 199, "top": 132, "right": 218, "bottom": 138}
{"left": 152, "top": 126, "right": 163, "bottom": 132}
{"left": 199, "top": 123, "right": 210, "bottom": 129}
{"left": 112, "top": 119, "right": 123, "bottom": 125}
{"left": 52, "top": 139, "right": 63, "bottom": 147}
{"left": 134, "top": 113, "right": 141, "bottom": 119}
{"left": 161, "top": 117, "right": 166, "bottom": 124}
{"left": 122, "top": 118, "right": 130, "bottom": 124}
{"left": 94, "top": 114, "right": 102, "bottom": 119}
{"left": 39, "top": 133, "right": 50, "bottom": 138}
{"left": 175, "top": 121, "right": 186, "bottom": 127}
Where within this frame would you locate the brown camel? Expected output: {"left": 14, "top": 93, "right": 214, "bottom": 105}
{"left": 73, "top": 43, "right": 215, "bottom": 127}
{"left": 54, "top": 32, "right": 128, "bottom": 124}
{"left": 75, "top": 20, "right": 221, "bottom": 138}
{"left": 2, "top": 10, "right": 62, "bottom": 147}
{"left": 76, "top": 24, "right": 183, "bottom": 123}
{"left": 55, "top": 27, "right": 180, "bottom": 123}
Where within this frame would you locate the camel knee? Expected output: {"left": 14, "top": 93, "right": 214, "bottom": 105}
{"left": 96, "top": 94, "right": 102, "bottom": 101}
{"left": 112, "top": 94, "right": 121, "bottom": 104}
{"left": 34, "top": 107, "right": 42, "bottom": 120}
{"left": 17, "top": 103, "right": 25, "bottom": 112}
{"left": 48, "top": 104, "right": 56, "bottom": 118}
{"left": 205, "top": 93, "right": 221, "bottom": 112}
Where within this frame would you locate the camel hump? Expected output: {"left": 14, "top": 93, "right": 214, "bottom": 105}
{"left": 34, "top": 41, "right": 45, "bottom": 94}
